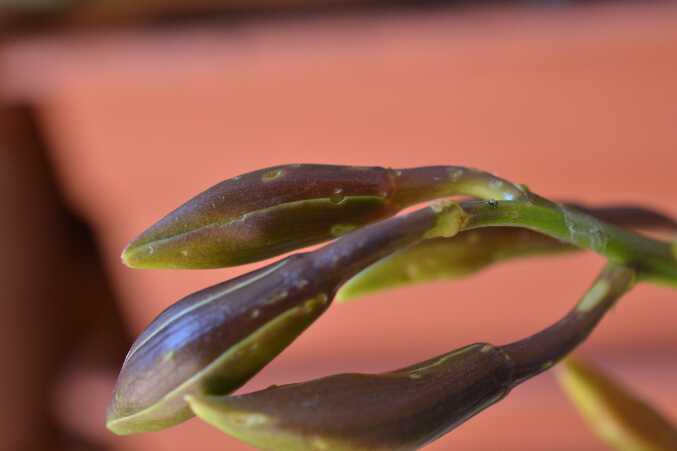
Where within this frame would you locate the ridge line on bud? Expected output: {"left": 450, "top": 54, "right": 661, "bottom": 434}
{"left": 107, "top": 291, "right": 329, "bottom": 435}
{"left": 108, "top": 202, "right": 460, "bottom": 434}
{"left": 185, "top": 264, "right": 635, "bottom": 450}
{"left": 186, "top": 343, "right": 515, "bottom": 451}
{"left": 121, "top": 164, "right": 520, "bottom": 269}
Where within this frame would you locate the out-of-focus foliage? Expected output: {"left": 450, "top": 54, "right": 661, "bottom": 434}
{"left": 558, "top": 358, "right": 677, "bottom": 451}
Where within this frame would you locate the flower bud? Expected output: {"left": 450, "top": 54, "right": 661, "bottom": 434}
{"left": 121, "top": 164, "right": 517, "bottom": 269}
{"left": 106, "top": 254, "right": 332, "bottom": 435}
{"left": 108, "top": 202, "right": 462, "bottom": 434}
{"left": 187, "top": 343, "right": 515, "bottom": 451}
{"left": 187, "top": 265, "right": 635, "bottom": 449}
{"left": 122, "top": 164, "right": 399, "bottom": 269}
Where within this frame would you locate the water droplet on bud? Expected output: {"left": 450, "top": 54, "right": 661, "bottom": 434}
{"left": 262, "top": 169, "right": 284, "bottom": 182}
{"left": 329, "top": 188, "right": 345, "bottom": 204}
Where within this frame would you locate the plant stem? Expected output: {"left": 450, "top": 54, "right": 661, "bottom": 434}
{"left": 393, "top": 165, "right": 529, "bottom": 207}
{"left": 459, "top": 196, "right": 677, "bottom": 286}
{"left": 501, "top": 264, "right": 636, "bottom": 385}
{"left": 392, "top": 166, "right": 675, "bottom": 285}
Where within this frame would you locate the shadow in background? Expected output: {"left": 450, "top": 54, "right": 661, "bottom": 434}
{"left": 0, "top": 106, "right": 131, "bottom": 451}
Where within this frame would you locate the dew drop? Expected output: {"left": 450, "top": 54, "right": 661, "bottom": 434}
{"left": 239, "top": 414, "right": 269, "bottom": 427}
{"left": 295, "top": 279, "right": 309, "bottom": 289}
{"left": 448, "top": 168, "right": 464, "bottom": 182}
{"left": 489, "top": 179, "right": 504, "bottom": 190}
{"left": 329, "top": 188, "right": 345, "bottom": 204}
{"left": 262, "top": 169, "right": 284, "bottom": 182}
{"left": 265, "top": 290, "right": 288, "bottom": 304}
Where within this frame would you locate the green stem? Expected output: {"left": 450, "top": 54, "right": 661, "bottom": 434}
{"left": 459, "top": 196, "right": 677, "bottom": 286}
{"left": 392, "top": 166, "right": 676, "bottom": 286}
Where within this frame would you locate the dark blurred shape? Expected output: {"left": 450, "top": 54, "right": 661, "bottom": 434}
{"left": 565, "top": 203, "right": 677, "bottom": 235}
{"left": 0, "top": 105, "right": 130, "bottom": 451}
{"left": 1, "top": 0, "right": 590, "bottom": 35}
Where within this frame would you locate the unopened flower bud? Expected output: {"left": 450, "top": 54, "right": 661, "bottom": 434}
{"left": 187, "top": 265, "right": 636, "bottom": 449}
{"left": 108, "top": 202, "right": 463, "bottom": 434}
{"left": 121, "top": 164, "right": 515, "bottom": 269}
{"left": 187, "top": 343, "right": 514, "bottom": 451}
{"left": 121, "top": 164, "right": 399, "bottom": 269}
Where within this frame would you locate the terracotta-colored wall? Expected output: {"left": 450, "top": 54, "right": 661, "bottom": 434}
{"left": 6, "top": 2, "right": 676, "bottom": 450}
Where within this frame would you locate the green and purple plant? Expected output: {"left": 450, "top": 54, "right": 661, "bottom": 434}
{"left": 107, "top": 164, "right": 677, "bottom": 450}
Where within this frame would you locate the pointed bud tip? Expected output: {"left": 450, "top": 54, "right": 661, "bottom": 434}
{"left": 105, "top": 406, "right": 189, "bottom": 436}
{"left": 120, "top": 243, "right": 154, "bottom": 269}
{"left": 120, "top": 240, "right": 188, "bottom": 269}
{"left": 105, "top": 404, "right": 145, "bottom": 436}
{"left": 106, "top": 415, "right": 132, "bottom": 436}
{"left": 187, "top": 395, "right": 289, "bottom": 450}
{"left": 120, "top": 244, "right": 136, "bottom": 268}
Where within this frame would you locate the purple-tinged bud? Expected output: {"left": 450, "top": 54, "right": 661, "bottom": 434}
{"left": 122, "top": 164, "right": 400, "bottom": 269}
{"left": 187, "top": 265, "right": 636, "bottom": 450}
{"left": 187, "top": 343, "right": 514, "bottom": 451}
{"left": 108, "top": 201, "right": 464, "bottom": 434}
{"left": 121, "top": 164, "right": 516, "bottom": 269}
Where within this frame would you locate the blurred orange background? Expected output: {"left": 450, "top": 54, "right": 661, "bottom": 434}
{"left": 2, "top": 2, "right": 676, "bottom": 450}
